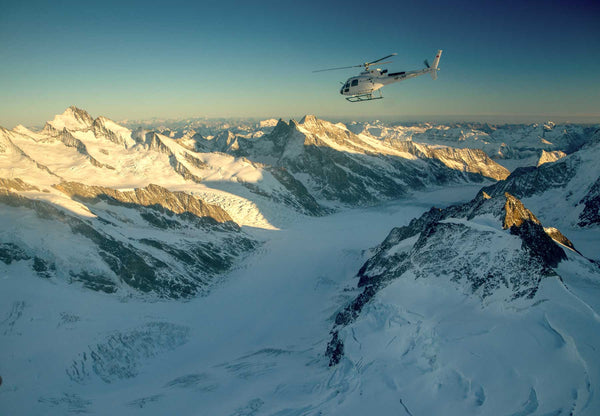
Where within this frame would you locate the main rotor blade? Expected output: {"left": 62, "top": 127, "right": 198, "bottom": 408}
{"left": 312, "top": 64, "right": 362, "bottom": 73}
{"left": 367, "top": 53, "right": 397, "bottom": 65}
{"left": 369, "top": 61, "right": 393, "bottom": 66}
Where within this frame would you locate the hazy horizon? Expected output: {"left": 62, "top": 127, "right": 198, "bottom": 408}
{"left": 10, "top": 107, "right": 599, "bottom": 131}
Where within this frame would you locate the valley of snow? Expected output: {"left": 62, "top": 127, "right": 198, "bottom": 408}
{"left": 2, "top": 184, "right": 600, "bottom": 415}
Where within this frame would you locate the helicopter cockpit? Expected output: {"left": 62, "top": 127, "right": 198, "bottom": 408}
{"left": 340, "top": 78, "right": 359, "bottom": 95}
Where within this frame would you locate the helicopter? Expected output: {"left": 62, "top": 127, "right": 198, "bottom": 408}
{"left": 314, "top": 50, "right": 442, "bottom": 102}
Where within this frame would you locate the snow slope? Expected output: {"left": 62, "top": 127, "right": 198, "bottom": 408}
{"left": 2, "top": 185, "right": 600, "bottom": 415}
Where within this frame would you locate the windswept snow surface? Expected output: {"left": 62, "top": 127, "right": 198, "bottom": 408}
{"left": 2, "top": 185, "right": 600, "bottom": 415}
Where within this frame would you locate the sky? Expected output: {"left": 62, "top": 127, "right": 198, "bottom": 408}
{"left": 1, "top": 0, "right": 599, "bottom": 127}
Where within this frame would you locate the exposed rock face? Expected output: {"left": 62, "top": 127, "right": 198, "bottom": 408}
{"left": 49, "top": 106, "right": 95, "bottom": 131}
{"left": 212, "top": 130, "right": 239, "bottom": 152}
{"left": 54, "top": 182, "right": 235, "bottom": 226}
{"left": 509, "top": 220, "right": 567, "bottom": 269}
{"left": 0, "top": 177, "right": 39, "bottom": 192}
{"left": 326, "top": 192, "right": 574, "bottom": 366}
{"left": 92, "top": 117, "right": 131, "bottom": 147}
{"left": 503, "top": 192, "right": 540, "bottom": 229}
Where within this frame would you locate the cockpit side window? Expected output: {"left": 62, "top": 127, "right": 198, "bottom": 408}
{"left": 351, "top": 79, "right": 358, "bottom": 87}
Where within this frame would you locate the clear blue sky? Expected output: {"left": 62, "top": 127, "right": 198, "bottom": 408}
{"left": 1, "top": 0, "right": 599, "bottom": 127}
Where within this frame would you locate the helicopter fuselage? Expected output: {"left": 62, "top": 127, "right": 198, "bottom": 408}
{"left": 340, "top": 67, "right": 432, "bottom": 97}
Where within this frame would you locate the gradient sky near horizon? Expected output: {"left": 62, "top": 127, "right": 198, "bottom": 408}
{"left": 1, "top": 0, "right": 599, "bottom": 128}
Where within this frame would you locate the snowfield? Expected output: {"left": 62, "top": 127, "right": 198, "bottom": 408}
{"left": 2, "top": 184, "right": 600, "bottom": 415}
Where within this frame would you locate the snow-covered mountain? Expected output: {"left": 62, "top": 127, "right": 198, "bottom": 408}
{"left": 2, "top": 107, "right": 328, "bottom": 226}
{"left": 1, "top": 107, "right": 518, "bottom": 226}
{"left": 2, "top": 107, "right": 600, "bottom": 415}
{"left": 325, "top": 189, "right": 600, "bottom": 414}
{"left": 226, "top": 115, "right": 509, "bottom": 205}
{"left": 319, "top": 131, "right": 600, "bottom": 413}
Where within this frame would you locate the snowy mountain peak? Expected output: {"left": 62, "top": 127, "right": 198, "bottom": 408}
{"left": 299, "top": 114, "right": 318, "bottom": 126}
{"left": 12, "top": 125, "right": 34, "bottom": 135}
{"left": 48, "top": 106, "right": 94, "bottom": 131}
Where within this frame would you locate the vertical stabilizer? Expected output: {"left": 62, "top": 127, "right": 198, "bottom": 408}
{"left": 430, "top": 50, "right": 442, "bottom": 80}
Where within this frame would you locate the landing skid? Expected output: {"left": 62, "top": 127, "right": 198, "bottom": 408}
{"left": 346, "top": 90, "right": 383, "bottom": 102}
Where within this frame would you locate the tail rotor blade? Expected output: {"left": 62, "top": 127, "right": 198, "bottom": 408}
{"left": 424, "top": 59, "right": 430, "bottom": 68}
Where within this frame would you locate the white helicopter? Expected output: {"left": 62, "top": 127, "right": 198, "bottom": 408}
{"left": 314, "top": 50, "right": 442, "bottom": 102}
